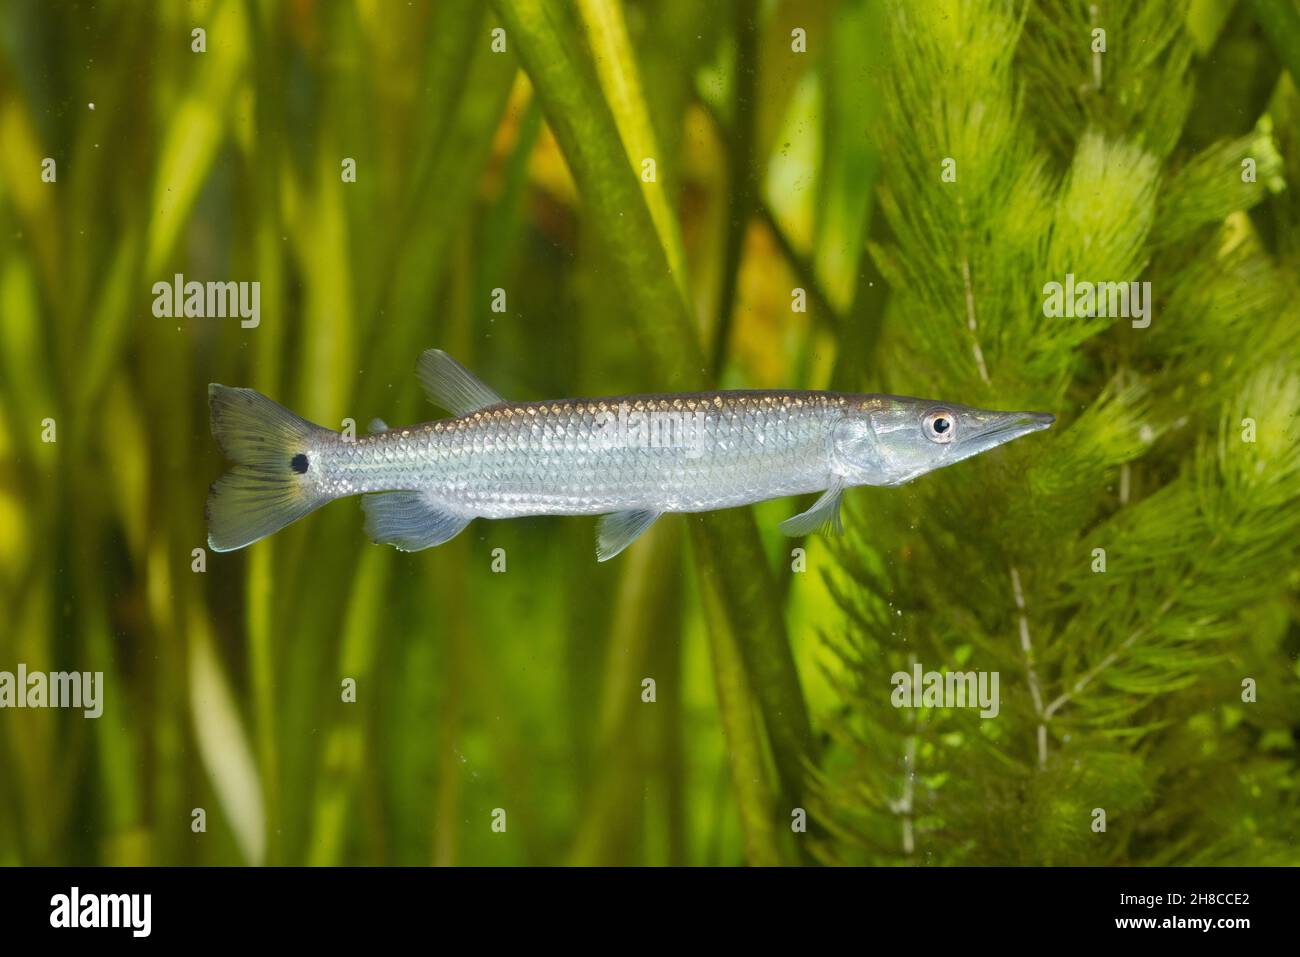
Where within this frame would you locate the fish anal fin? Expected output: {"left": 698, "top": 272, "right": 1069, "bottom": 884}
{"left": 416, "top": 349, "right": 505, "bottom": 416}
{"left": 362, "top": 491, "right": 472, "bottom": 552}
{"left": 779, "top": 484, "right": 845, "bottom": 537}
{"left": 596, "top": 509, "right": 662, "bottom": 562}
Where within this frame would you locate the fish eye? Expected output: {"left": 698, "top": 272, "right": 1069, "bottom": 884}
{"left": 923, "top": 410, "right": 955, "bottom": 444}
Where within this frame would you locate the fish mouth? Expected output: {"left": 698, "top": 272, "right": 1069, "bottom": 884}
{"left": 956, "top": 410, "right": 1055, "bottom": 460}
{"left": 974, "top": 410, "right": 1056, "bottom": 443}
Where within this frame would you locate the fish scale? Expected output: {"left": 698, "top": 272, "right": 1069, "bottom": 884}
{"left": 316, "top": 393, "right": 844, "bottom": 517}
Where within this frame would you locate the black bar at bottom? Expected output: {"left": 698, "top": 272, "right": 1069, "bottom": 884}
{"left": 0, "top": 866, "right": 1290, "bottom": 943}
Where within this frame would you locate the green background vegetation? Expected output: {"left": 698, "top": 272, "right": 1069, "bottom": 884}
{"left": 1, "top": 0, "right": 1298, "bottom": 866}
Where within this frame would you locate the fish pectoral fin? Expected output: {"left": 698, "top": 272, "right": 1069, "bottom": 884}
{"left": 596, "top": 509, "right": 663, "bottom": 562}
{"left": 779, "top": 483, "right": 845, "bottom": 537}
{"left": 368, "top": 418, "right": 389, "bottom": 433}
{"left": 416, "top": 349, "right": 506, "bottom": 416}
{"left": 362, "top": 492, "right": 472, "bottom": 552}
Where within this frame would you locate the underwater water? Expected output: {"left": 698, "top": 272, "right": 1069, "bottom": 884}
{"left": 0, "top": 0, "right": 1298, "bottom": 871}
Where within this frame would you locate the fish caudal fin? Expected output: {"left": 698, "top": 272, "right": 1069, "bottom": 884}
{"left": 206, "top": 384, "right": 332, "bottom": 552}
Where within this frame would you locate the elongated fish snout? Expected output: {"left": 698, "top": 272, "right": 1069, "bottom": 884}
{"left": 1002, "top": 410, "right": 1055, "bottom": 434}
{"left": 959, "top": 409, "right": 1055, "bottom": 457}
{"left": 930, "top": 408, "right": 1056, "bottom": 470}
{"left": 1028, "top": 411, "right": 1056, "bottom": 429}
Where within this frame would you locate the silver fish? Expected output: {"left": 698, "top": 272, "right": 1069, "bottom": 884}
{"left": 207, "top": 349, "right": 1054, "bottom": 560}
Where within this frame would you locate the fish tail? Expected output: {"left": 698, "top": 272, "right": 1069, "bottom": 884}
{"left": 206, "top": 384, "right": 333, "bottom": 552}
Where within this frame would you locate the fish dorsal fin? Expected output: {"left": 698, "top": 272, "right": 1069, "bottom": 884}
{"left": 368, "top": 418, "right": 389, "bottom": 433}
{"left": 779, "top": 482, "right": 845, "bottom": 537}
{"left": 416, "top": 349, "right": 505, "bottom": 416}
{"left": 596, "top": 509, "right": 662, "bottom": 562}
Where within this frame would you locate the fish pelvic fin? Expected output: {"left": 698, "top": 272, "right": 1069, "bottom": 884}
{"left": 778, "top": 482, "right": 845, "bottom": 537}
{"left": 206, "top": 384, "right": 333, "bottom": 552}
{"left": 362, "top": 491, "right": 472, "bottom": 551}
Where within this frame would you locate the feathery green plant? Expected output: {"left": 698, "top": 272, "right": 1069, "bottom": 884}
{"left": 811, "top": 0, "right": 1300, "bottom": 866}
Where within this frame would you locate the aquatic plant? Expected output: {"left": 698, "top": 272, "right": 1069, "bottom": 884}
{"left": 0, "top": 0, "right": 1296, "bottom": 866}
